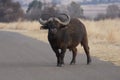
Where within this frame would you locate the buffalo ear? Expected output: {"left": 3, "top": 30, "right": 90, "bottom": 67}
{"left": 40, "top": 25, "right": 49, "bottom": 30}
{"left": 40, "top": 26, "right": 44, "bottom": 30}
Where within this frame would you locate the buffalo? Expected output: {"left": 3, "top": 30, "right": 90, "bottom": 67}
{"left": 39, "top": 14, "right": 91, "bottom": 67}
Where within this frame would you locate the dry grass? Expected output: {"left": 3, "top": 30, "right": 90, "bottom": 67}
{"left": 0, "top": 21, "right": 41, "bottom": 31}
{"left": 0, "top": 19, "right": 120, "bottom": 66}
{"left": 81, "top": 19, "right": 120, "bottom": 43}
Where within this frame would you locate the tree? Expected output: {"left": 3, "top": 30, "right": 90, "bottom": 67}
{"left": 95, "top": 4, "right": 120, "bottom": 20}
{"left": 26, "top": 0, "right": 43, "bottom": 20}
{"left": 41, "top": 5, "right": 60, "bottom": 20}
{"left": 106, "top": 4, "right": 120, "bottom": 18}
{"left": 0, "top": 0, "right": 24, "bottom": 22}
{"left": 94, "top": 13, "right": 106, "bottom": 20}
{"left": 67, "top": 1, "right": 84, "bottom": 18}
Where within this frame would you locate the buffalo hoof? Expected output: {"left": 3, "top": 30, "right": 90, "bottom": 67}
{"left": 57, "top": 64, "right": 64, "bottom": 67}
{"left": 87, "top": 58, "right": 92, "bottom": 65}
{"left": 70, "top": 61, "right": 76, "bottom": 65}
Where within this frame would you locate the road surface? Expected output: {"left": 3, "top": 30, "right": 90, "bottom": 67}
{"left": 0, "top": 31, "right": 120, "bottom": 80}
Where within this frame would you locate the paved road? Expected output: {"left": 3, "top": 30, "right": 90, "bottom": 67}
{"left": 0, "top": 31, "right": 120, "bottom": 80}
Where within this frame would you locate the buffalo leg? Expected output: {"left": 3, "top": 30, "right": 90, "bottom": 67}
{"left": 83, "top": 44, "right": 91, "bottom": 64}
{"left": 81, "top": 36, "right": 91, "bottom": 64}
{"left": 70, "top": 48, "right": 77, "bottom": 65}
{"left": 52, "top": 48, "right": 61, "bottom": 66}
{"left": 84, "top": 45, "right": 91, "bottom": 64}
{"left": 60, "top": 49, "right": 66, "bottom": 66}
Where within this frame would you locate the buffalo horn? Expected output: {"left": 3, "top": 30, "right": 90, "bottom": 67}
{"left": 39, "top": 18, "right": 48, "bottom": 25}
{"left": 55, "top": 13, "right": 70, "bottom": 25}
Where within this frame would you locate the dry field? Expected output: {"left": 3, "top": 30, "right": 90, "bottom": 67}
{"left": 0, "top": 19, "right": 120, "bottom": 66}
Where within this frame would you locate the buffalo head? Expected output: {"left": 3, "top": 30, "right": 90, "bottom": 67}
{"left": 39, "top": 14, "right": 71, "bottom": 34}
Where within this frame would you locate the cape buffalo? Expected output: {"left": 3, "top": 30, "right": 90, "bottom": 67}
{"left": 39, "top": 14, "right": 91, "bottom": 67}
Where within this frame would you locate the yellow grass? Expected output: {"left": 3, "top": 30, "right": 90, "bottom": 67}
{"left": 0, "top": 19, "right": 120, "bottom": 66}
{"left": 0, "top": 21, "right": 41, "bottom": 31}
